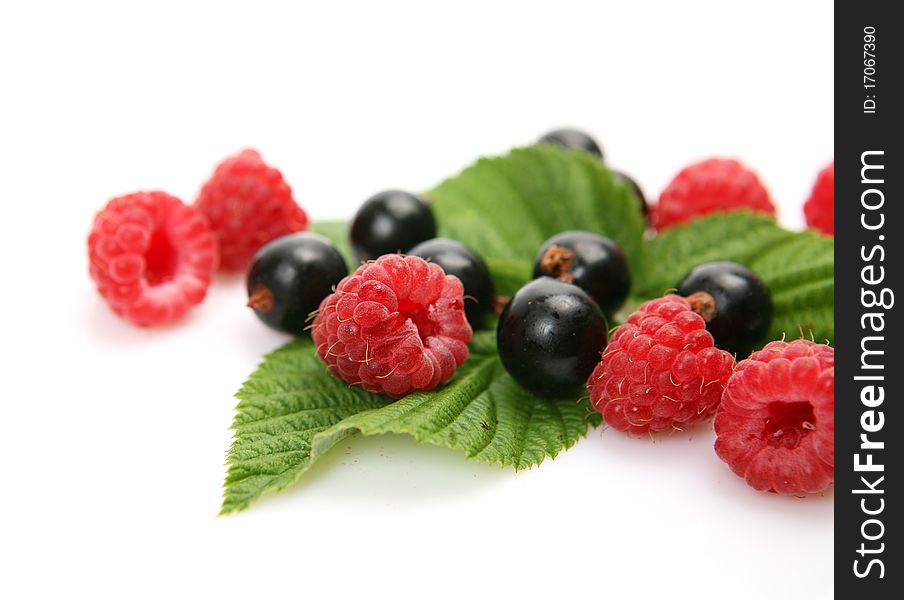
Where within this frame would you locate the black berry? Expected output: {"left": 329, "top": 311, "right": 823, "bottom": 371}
{"left": 497, "top": 277, "right": 608, "bottom": 398}
{"left": 533, "top": 230, "right": 630, "bottom": 318}
{"left": 538, "top": 128, "right": 603, "bottom": 159}
{"left": 407, "top": 238, "right": 496, "bottom": 330}
{"left": 612, "top": 170, "right": 649, "bottom": 220}
{"left": 246, "top": 232, "right": 348, "bottom": 336}
{"left": 350, "top": 190, "right": 436, "bottom": 261}
{"left": 677, "top": 261, "right": 773, "bottom": 357}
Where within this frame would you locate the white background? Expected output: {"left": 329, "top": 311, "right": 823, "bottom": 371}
{"left": 0, "top": 2, "right": 833, "bottom": 599}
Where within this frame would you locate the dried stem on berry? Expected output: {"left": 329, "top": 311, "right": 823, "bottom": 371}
{"left": 493, "top": 295, "right": 510, "bottom": 316}
{"left": 247, "top": 285, "right": 275, "bottom": 313}
{"left": 538, "top": 244, "right": 576, "bottom": 283}
{"left": 687, "top": 291, "right": 716, "bottom": 322}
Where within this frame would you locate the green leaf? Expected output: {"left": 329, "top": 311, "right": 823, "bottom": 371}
{"left": 308, "top": 220, "right": 355, "bottom": 270}
{"left": 227, "top": 149, "right": 834, "bottom": 513}
{"left": 427, "top": 145, "right": 646, "bottom": 296}
{"left": 310, "top": 332, "right": 600, "bottom": 470}
{"left": 636, "top": 211, "right": 834, "bottom": 345}
{"left": 221, "top": 340, "right": 388, "bottom": 514}
{"left": 483, "top": 258, "right": 532, "bottom": 299}
{"left": 222, "top": 332, "right": 600, "bottom": 513}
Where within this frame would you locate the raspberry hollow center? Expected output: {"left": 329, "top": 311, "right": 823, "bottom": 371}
{"left": 397, "top": 299, "right": 437, "bottom": 340}
{"left": 761, "top": 401, "right": 817, "bottom": 449}
{"left": 144, "top": 225, "right": 180, "bottom": 286}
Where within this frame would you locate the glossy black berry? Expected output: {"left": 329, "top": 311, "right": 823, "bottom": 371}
{"left": 612, "top": 170, "right": 649, "bottom": 219}
{"left": 538, "top": 128, "right": 603, "bottom": 159}
{"left": 533, "top": 230, "right": 630, "bottom": 318}
{"left": 407, "top": 238, "right": 496, "bottom": 330}
{"left": 247, "top": 232, "right": 348, "bottom": 336}
{"left": 350, "top": 190, "right": 436, "bottom": 261}
{"left": 677, "top": 261, "right": 773, "bottom": 357}
{"left": 497, "top": 277, "right": 608, "bottom": 398}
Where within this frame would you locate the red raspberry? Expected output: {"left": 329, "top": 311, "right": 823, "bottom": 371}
{"left": 312, "top": 255, "right": 473, "bottom": 397}
{"left": 88, "top": 191, "right": 218, "bottom": 326}
{"left": 714, "top": 339, "right": 834, "bottom": 495}
{"left": 654, "top": 158, "right": 776, "bottom": 230}
{"left": 588, "top": 294, "right": 735, "bottom": 434}
{"left": 803, "top": 162, "right": 834, "bottom": 236}
{"left": 195, "top": 149, "right": 308, "bottom": 271}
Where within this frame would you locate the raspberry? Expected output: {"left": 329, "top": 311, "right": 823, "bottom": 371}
{"left": 654, "top": 158, "right": 776, "bottom": 230}
{"left": 588, "top": 294, "right": 735, "bottom": 434}
{"left": 312, "top": 254, "right": 473, "bottom": 397}
{"left": 408, "top": 238, "right": 495, "bottom": 330}
{"left": 195, "top": 149, "right": 308, "bottom": 270}
{"left": 714, "top": 339, "right": 834, "bottom": 495}
{"left": 88, "top": 191, "right": 218, "bottom": 326}
{"left": 803, "top": 162, "right": 834, "bottom": 236}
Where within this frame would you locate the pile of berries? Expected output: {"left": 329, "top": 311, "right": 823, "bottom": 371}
{"left": 88, "top": 149, "right": 307, "bottom": 326}
{"left": 542, "top": 129, "right": 833, "bottom": 494}
{"left": 87, "top": 129, "right": 834, "bottom": 496}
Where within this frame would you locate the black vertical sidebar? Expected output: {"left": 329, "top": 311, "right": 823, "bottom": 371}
{"left": 835, "top": 2, "right": 899, "bottom": 596}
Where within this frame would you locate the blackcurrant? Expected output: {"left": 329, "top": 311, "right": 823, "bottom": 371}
{"left": 407, "top": 238, "right": 496, "bottom": 330}
{"left": 677, "top": 261, "right": 773, "bottom": 357}
{"left": 533, "top": 230, "right": 630, "bottom": 318}
{"left": 246, "top": 232, "right": 348, "bottom": 336}
{"left": 497, "top": 277, "right": 608, "bottom": 398}
{"left": 538, "top": 128, "right": 603, "bottom": 159}
{"left": 612, "top": 169, "right": 650, "bottom": 220}
{"left": 350, "top": 190, "right": 436, "bottom": 261}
